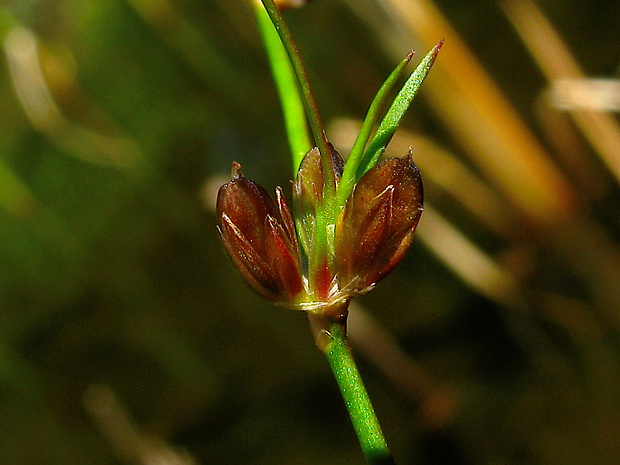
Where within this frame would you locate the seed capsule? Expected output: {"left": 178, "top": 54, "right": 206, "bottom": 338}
{"left": 292, "top": 144, "right": 344, "bottom": 256}
{"left": 217, "top": 162, "right": 305, "bottom": 305}
{"left": 336, "top": 153, "right": 423, "bottom": 294}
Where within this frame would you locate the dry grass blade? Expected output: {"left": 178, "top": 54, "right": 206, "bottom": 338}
{"left": 4, "top": 26, "right": 142, "bottom": 170}
{"left": 502, "top": 0, "right": 620, "bottom": 183}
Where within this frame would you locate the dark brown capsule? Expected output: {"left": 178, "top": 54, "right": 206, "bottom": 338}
{"left": 335, "top": 153, "right": 423, "bottom": 294}
{"left": 216, "top": 162, "right": 305, "bottom": 305}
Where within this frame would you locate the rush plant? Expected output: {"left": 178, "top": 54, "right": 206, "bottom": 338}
{"left": 217, "top": 1, "right": 441, "bottom": 463}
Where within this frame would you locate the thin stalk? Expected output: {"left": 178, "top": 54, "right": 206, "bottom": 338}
{"left": 260, "top": 0, "right": 335, "bottom": 197}
{"left": 252, "top": 0, "right": 312, "bottom": 173}
{"left": 324, "top": 323, "right": 396, "bottom": 465}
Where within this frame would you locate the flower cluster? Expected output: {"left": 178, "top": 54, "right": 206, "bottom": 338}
{"left": 216, "top": 144, "right": 423, "bottom": 318}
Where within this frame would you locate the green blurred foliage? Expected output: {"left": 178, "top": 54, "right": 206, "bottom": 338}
{"left": 1, "top": 1, "right": 619, "bottom": 464}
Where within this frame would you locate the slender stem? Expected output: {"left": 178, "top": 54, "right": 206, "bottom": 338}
{"left": 324, "top": 322, "right": 396, "bottom": 465}
{"left": 252, "top": 0, "right": 312, "bottom": 173}
{"left": 259, "top": 0, "right": 335, "bottom": 195}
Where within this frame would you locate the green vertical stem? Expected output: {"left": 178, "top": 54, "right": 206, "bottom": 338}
{"left": 259, "top": 0, "right": 335, "bottom": 197}
{"left": 252, "top": 0, "right": 312, "bottom": 173}
{"left": 324, "top": 323, "right": 396, "bottom": 465}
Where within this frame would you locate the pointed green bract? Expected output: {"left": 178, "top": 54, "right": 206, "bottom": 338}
{"left": 357, "top": 40, "right": 444, "bottom": 180}
{"left": 336, "top": 51, "right": 415, "bottom": 211}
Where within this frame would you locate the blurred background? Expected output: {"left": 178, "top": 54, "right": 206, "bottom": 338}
{"left": 1, "top": 0, "right": 619, "bottom": 464}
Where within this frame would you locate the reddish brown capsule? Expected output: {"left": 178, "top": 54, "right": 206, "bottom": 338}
{"left": 293, "top": 144, "right": 344, "bottom": 255}
{"left": 335, "top": 153, "right": 423, "bottom": 294}
{"left": 294, "top": 144, "right": 344, "bottom": 208}
{"left": 217, "top": 162, "right": 305, "bottom": 305}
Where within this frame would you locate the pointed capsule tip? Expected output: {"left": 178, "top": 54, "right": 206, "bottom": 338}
{"left": 265, "top": 214, "right": 278, "bottom": 230}
{"left": 231, "top": 161, "right": 243, "bottom": 179}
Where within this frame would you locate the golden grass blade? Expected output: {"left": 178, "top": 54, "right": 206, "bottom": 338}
{"left": 84, "top": 384, "right": 198, "bottom": 465}
{"left": 536, "top": 100, "right": 608, "bottom": 198}
{"left": 502, "top": 0, "right": 620, "bottom": 183}
{"left": 417, "top": 205, "right": 522, "bottom": 307}
{"left": 4, "top": 26, "right": 142, "bottom": 169}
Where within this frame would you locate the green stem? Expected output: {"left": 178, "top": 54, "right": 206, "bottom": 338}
{"left": 259, "top": 0, "right": 335, "bottom": 196}
{"left": 324, "top": 322, "right": 396, "bottom": 465}
{"left": 252, "top": 0, "right": 312, "bottom": 173}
